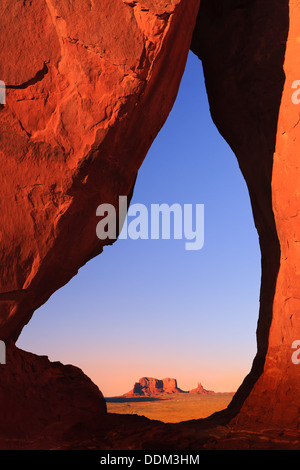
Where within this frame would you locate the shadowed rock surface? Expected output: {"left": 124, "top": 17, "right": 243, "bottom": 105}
{"left": 191, "top": 0, "right": 300, "bottom": 430}
{"left": 0, "top": 343, "right": 106, "bottom": 441}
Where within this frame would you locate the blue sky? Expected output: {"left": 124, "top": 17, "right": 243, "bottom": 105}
{"left": 17, "top": 51, "right": 261, "bottom": 397}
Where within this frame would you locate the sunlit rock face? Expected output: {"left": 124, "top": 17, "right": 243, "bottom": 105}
{"left": 0, "top": 0, "right": 200, "bottom": 343}
{"left": 192, "top": 0, "right": 300, "bottom": 428}
{"left": 123, "top": 377, "right": 185, "bottom": 396}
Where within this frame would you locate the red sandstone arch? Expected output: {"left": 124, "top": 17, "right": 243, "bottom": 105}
{"left": 0, "top": 0, "right": 299, "bottom": 448}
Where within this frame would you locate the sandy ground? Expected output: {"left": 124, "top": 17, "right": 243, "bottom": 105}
{"left": 105, "top": 393, "right": 235, "bottom": 423}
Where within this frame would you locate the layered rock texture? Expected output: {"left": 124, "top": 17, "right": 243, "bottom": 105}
{"left": 0, "top": 0, "right": 300, "bottom": 450}
{"left": 124, "top": 377, "right": 185, "bottom": 396}
{"left": 0, "top": 0, "right": 200, "bottom": 442}
{"left": 123, "top": 377, "right": 215, "bottom": 396}
{"left": 0, "top": 0, "right": 200, "bottom": 342}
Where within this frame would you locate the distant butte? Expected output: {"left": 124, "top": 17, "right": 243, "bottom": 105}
{"left": 122, "top": 377, "right": 215, "bottom": 397}
{"left": 189, "top": 382, "right": 215, "bottom": 395}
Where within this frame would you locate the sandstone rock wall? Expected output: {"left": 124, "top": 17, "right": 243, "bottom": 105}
{"left": 191, "top": 0, "right": 300, "bottom": 428}
{"left": 0, "top": 0, "right": 200, "bottom": 440}
{"left": 0, "top": 0, "right": 200, "bottom": 342}
{"left": 1, "top": 0, "right": 300, "bottom": 439}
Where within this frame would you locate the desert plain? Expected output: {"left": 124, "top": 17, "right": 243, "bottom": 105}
{"left": 106, "top": 392, "right": 235, "bottom": 423}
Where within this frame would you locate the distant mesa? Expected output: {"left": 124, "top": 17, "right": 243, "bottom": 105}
{"left": 125, "top": 377, "right": 184, "bottom": 396}
{"left": 122, "top": 377, "right": 215, "bottom": 397}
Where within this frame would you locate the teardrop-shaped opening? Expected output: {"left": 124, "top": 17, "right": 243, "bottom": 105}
{"left": 17, "top": 51, "right": 261, "bottom": 424}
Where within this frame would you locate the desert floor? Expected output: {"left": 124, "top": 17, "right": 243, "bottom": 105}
{"left": 105, "top": 393, "right": 235, "bottom": 423}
